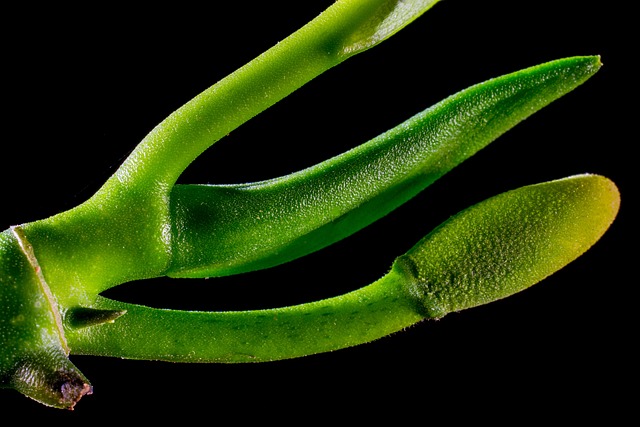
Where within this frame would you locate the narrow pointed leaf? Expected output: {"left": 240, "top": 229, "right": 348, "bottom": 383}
{"left": 168, "top": 56, "right": 602, "bottom": 278}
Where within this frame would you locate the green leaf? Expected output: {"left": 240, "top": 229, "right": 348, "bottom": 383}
{"left": 395, "top": 174, "right": 621, "bottom": 318}
{"left": 167, "top": 56, "right": 603, "bottom": 278}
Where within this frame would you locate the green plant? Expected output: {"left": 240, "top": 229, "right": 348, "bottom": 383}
{"left": 0, "top": 0, "right": 619, "bottom": 410}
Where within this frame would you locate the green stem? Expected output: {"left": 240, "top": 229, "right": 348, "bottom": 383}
{"left": 0, "top": 230, "right": 91, "bottom": 409}
{"left": 67, "top": 273, "right": 420, "bottom": 363}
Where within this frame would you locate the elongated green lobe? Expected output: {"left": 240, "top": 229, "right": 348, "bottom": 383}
{"left": 66, "top": 174, "right": 619, "bottom": 363}
{"left": 168, "top": 56, "right": 603, "bottom": 278}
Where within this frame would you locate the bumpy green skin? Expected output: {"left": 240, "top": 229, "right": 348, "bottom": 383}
{"left": 0, "top": 0, "right": 618, "bottom": 411}
{"left": 396, "top": 174, "right": 620, "bottom": 317}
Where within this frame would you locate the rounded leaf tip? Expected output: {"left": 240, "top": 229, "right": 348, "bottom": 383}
{"left": 399, "top": 173, "right": 620, "bottom": 317}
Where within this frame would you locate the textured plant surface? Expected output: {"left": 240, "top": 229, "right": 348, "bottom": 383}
{"left": 0, "top": 0, "right": 620, "bottom": 411}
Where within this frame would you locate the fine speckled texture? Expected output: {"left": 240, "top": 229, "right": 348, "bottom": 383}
{"left": 397, "top": 174, "right": 620, "bottom": 318}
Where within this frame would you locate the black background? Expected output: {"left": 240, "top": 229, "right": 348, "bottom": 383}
{"left": 1, "top": 1, "right": 632, "bottom": 422}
